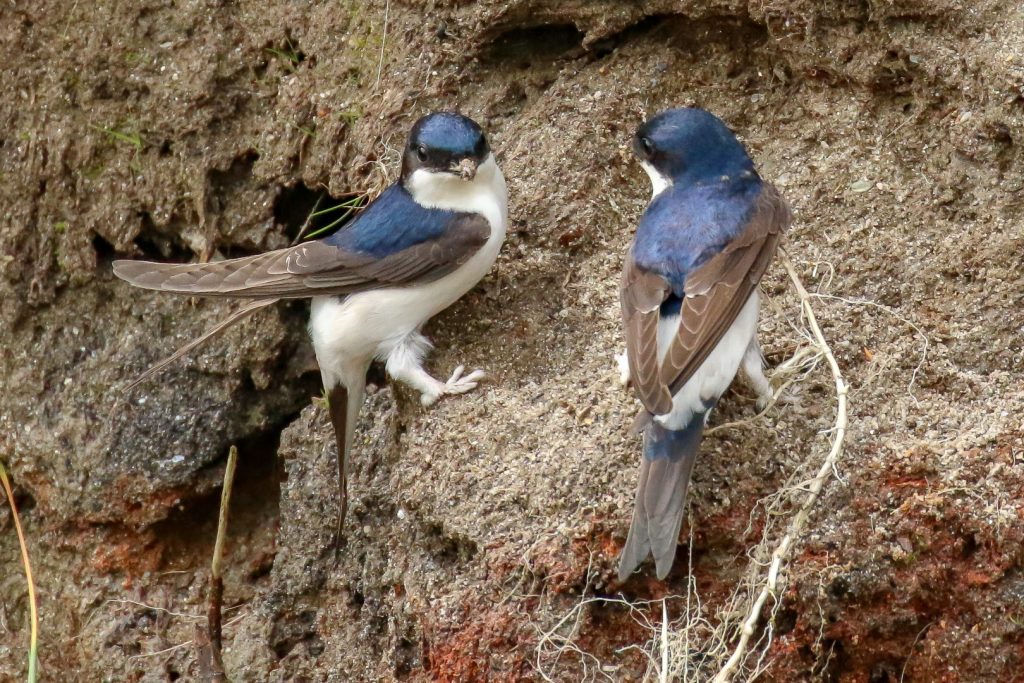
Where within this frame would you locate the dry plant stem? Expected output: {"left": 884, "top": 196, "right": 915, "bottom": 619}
{"left": 0, "top": 461, "right": 38, "bottom": 682}
{"left": 290, "top": 192, "right": 324, "bottom": 245}
{"left": 206, "top": 444, "right": 239, "bottom": 677}
{"left": 374, "top": 0, "right": 390, "bottom": 89}
{"left": 659, "top": 599, "right": 669, "bottom": 683}
{"left": 711, "top": 250, "right": 849, "bottom": 683}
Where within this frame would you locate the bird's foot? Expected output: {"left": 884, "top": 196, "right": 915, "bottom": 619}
{"left": 756, "top": 388, "right": 797, "bottom": 413}
{"left": 420, "top": 365, "right": 487, "bottom": 406}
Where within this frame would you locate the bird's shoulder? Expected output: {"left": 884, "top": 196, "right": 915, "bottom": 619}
{"left": 323, "top": 183, "right": 482, "bottom": 258}
{"left": 631, "top": 176, "right": 764, "bottom": 291}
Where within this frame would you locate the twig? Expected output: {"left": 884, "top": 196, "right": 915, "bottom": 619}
{"left": 899, "top": 621, "right": 934, "bottom": 682}
{"left": 374, "top": 0, "right": 390, "bottom": 89}
{"left": 659, "top": 599, "right": 669, "bottom": 683}
{"left": 290, "top": 193, "right": 324, "bottom": 245}
{"left": 0, "top": 460, "right": 38, "bottom": 682}
{"left": 711, "top": 249, "right": 849, "bottom": 683}
{"left": 203, "top": 445, "right": 239, "bottom": 680}
{"left": 810, "top": 292, "right": 928, "bottom": 396}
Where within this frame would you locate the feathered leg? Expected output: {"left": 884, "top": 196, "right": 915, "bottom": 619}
{"left": 741, "top": 338, "right": 773, "bottom": 411}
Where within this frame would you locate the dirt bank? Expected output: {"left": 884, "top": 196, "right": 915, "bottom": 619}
{"left": 1, "top": 0, "right": 1023, "bottom": 680}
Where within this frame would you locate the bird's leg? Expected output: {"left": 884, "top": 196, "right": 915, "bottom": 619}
{"left": 385, "top": 331, "right": 486, "bottom": 407}
{"left": 741, "top": 338, "right": 773, "bottom": 412}
{"left": 615, "top": 350, "right": 631, "bottom": 388}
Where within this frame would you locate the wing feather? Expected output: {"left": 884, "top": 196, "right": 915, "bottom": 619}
{"left": 112, "top": 214, "right": 491, "bottom": 299}
{"left": 621, "top": 258, "right": 674, "bottom": 415}
{"left": 661, "top": 185, "right": 790, "bottom": 396}
{"left": 620, "top": 183, "right": 790, "bottom": 418}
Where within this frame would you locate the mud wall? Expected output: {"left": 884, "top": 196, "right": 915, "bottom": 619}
{"left": 1, "top": 0, "right": 1023, "bottom": 680}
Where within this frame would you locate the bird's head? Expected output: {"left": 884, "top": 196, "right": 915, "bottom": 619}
{"left": 633, "top": 108, "right": 756, "bottom": 197}
{"left": 402, "top": 112, "right": 490, "bottom": 183}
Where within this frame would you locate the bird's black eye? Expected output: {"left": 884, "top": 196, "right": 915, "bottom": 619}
{"left": 417, "top": 144, "right": 428, "bottom": 161}
{"left": 639, "top": 136, "right": 654, "bottom": 157}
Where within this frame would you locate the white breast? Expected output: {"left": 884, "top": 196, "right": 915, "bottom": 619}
{"left": 641, "top": 160, "right": 672, "bottom": 199}
{"left": 654, "top": 292, "right": 759, "bottom": 430}
{"left": 310, "top": 154, "right": 508, "bottom": 379}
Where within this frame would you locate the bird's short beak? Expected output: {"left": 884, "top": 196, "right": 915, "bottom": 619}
{"left": 454, "top": 158, "right": 477, "bottom": 181}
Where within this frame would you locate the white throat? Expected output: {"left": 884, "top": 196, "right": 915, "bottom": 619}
{"left": 406, "top": 153, "right": 507, "bottom": 219}
{"left": 641, "top": 160, "right": 672, "bottom": 199}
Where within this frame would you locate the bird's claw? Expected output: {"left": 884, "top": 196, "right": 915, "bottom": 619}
{"left": 755, "top": 389, "right": 796, "bottom": 413}
{"left": 420, "top": 365, "right": 487, "bottom": 406}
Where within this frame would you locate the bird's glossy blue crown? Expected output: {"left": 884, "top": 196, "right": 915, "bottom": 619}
{"left": 409, "top": 112, "right": 487, "bottom": 158}
{"left": 635, "top": 108, "right": 755, "bottom": 183}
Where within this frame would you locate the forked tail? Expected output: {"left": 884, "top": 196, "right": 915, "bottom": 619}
{"left": 326, "top": 376, "right": 366, "bottom": 540}
{"left": 618, "top": 415, "right": 705, "bottom": 581}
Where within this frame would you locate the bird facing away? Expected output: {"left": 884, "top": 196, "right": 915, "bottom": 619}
{"left": 616, "top": 108, "right": 790, "bottom": 581}
{"left": 113, "top": 112, "right": 508, "bottom": 534}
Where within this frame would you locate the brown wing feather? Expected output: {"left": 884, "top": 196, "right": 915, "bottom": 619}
{"left": 620, "top": 257, "right": 674, "bottom": 415}
{"left": 112, "top": 214, "right": 491, "bottom": 299}
{"left": 660, "top": 184, "right": 790, "bottom": 396}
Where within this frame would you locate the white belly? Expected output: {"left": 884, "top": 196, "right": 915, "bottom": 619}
{"left": 654, "top": 292, "right": 759, "bottom": 430}
{"left": 310, "top": 156, "right": 507, "bottom": 386}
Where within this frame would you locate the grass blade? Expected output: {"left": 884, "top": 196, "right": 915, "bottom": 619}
{"left": 0, "top": 460, "right": 39, "bottom": 682}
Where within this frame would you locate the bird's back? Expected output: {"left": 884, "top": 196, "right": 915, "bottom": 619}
{"left": 324, "top": 183, "right": 469, "bottom": 257}
{"left": 631, "top": 177, "right": 762, "bottom": 296}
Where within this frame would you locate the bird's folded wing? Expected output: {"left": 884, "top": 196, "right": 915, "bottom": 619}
{"left": 660, "top": 184, "right": 790, "bottom": 396}
{"left": 112, "top": 214, "right": 491, "bottom": 299}
{"left": 621, "top": 255, "right": 674, "bottom": 415}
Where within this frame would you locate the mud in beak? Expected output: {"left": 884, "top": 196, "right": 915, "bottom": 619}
{"left": 454, "top": 158, "right": 477, "bottom": 181}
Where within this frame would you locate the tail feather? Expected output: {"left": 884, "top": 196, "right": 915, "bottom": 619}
{"left": 618, "top": 416, "right": 705, "bottom": 581}
{"left": 122, "top": 298, "right": 280, "bottom": 391}
{"left": 326, "top": 376, "right": 366, "bottom": 540}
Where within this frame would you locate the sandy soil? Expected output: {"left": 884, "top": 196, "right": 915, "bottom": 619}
{"left": 1, "top": 0, "right": 1023, "bottom": 680}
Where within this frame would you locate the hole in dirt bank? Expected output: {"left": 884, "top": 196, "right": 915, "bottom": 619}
{"left": 775, "top": 607, "right": 798, "bottom": 635}
{"left": 655, "top": 13, "right": 769, "bottom": 54}
{"left": 0, "top": 489, "right": 37, "bottom": 525}
{"left": 394, "top": 634, "right": 423, "bottom": 678}
{"left": 869, "top": 661, "right": 899, "bottom": 683}
{"left": 92, "top": 232, "right": 117, "bottom": 263}
{"left": 828, "top": 574, "right": 850, "bottom": 600}
{"left": 273, "top": 182, "right": 363, "bottom": 243}
{"left": 210, "top": 150, "right": 259, "bottom": 194}
{"left": 482, "top": 24, "right": 585, "bottom": 67}
{"left": 814, "top": 638, "right": 848, "bottom": 682}
{"left": 150, "top": 415, "right": 294, "bottom": 572}
{"left": 422, "top": 521, "right": 479, "bottom": 566}
{"left": 271, "top": 607, "right": 322, "bottom": 658}
{"left": 133, "top": 211, "right": 194, "bottom": 262}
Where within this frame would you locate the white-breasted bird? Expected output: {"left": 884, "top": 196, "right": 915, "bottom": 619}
{"left": 113, "top": 112, "right": 508, "bottom": 532}
{"left": 616, "top": 108, "right": 790, "bottom": 580}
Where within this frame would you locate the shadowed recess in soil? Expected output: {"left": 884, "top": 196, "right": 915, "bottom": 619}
{"left": 153, "top": 415, "right": 291, "bottom": 573}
